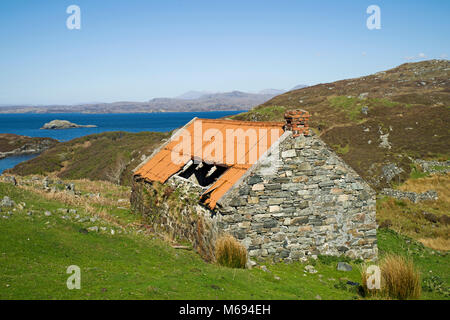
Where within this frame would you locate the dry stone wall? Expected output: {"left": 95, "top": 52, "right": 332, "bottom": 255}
{"left": 381, "top": 188, "right": 438, "bottom": 203}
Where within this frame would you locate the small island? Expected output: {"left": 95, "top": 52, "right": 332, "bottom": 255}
{"left": 40, "top": 120, "right": 97, "bottom": 130}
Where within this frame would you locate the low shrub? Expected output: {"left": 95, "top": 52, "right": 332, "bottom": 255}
{"left": 215, "top": 235, "right": 248, "bottom": 269}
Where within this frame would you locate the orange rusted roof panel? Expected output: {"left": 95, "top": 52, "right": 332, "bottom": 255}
{"left": 134, "top": 118, "right": 285, "bottom": 208}
{"left": 202, "top": 165, "right": 250, "bottom": 209}
{"left": 134, "top": 149, "right": 185, "bottom": 182}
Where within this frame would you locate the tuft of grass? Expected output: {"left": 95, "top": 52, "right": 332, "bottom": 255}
{"left": 215, "top": 235, "right": 248, "bottom": 269}
{"left": 380, "top": 254, "right": 421, "bottom": 300}
{"left": 361, "top": 254, "right": 421, "bottom": 300}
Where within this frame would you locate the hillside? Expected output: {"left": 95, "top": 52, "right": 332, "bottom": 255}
{"left": 0, "top": 134, "right": 58, "bottom": 159}
{"left": 7, "top": 131, "right": 170, "bottom": 185}
{"left": 232, "top": 60, "right": 450, "bottom": 189}
{"left": 0, "top": 178, "right": 448, "bottom": 299}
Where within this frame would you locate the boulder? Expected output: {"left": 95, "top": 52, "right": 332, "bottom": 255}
{"left": 361, "top": 106, "right": 369, "bottom": 115}
{"left": 304, "top": 265, "right": 318, "bottom": 274}
{"left": 87, "top": 226, "right": 99, "bottom": 232}
{"left": 337, "top": 262, "right": 353, "bottom": 272}
{"left": 1, "top": 196, "right": 15, "bottom": 208}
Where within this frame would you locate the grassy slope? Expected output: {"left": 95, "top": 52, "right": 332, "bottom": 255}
{"left": 232, "top": 60, "right": 450, "bottom": 189}
{"left": 0, "top": 182, "right": 448, "bottom": 300}
{"left": 7, "top": 131, "right": 170, "bottom": 186}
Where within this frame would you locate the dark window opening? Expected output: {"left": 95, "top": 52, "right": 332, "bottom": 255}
{"left": 178, "top": 160, "right": 228, "bottom": 187}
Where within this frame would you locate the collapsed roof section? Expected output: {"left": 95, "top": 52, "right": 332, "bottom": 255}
{"left": 134, "top": 118, "right": 285, "bottom": 209}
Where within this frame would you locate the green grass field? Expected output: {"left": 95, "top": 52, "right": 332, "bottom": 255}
{"left": 0, "top": 182, "right": 448, "bottom": 300}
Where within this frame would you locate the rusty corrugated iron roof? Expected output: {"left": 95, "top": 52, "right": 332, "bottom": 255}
{"left": 134, "top": 118, "right": 284, "bottom": 209}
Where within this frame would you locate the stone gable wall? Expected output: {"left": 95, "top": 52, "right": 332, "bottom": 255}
{"left": 216, "top": 132, "right": 378, "bottom": 262}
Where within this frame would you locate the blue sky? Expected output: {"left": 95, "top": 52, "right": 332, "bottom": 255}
{"left": 0, "top": 0, "right": 448, "bottom": 105}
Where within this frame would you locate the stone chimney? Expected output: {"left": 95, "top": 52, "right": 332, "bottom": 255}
{"left": 284, "top": 109, "right": 310, "bottom": 137}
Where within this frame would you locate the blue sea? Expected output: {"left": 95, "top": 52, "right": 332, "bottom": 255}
{"left": 0, "top": 111, "right": 244, "bottom": 173}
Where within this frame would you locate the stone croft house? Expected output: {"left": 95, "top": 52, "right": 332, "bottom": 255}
{"left": 131, "top": 110, "right": 377, "bottom": 262}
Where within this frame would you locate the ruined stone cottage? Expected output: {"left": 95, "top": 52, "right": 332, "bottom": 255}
{"left": 131, "top": 110, "right": 377, "bottom": 262}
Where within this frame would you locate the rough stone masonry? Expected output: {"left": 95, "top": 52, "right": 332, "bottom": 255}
{"left": 215, "top": 130, "right": 378, "bottom": 262}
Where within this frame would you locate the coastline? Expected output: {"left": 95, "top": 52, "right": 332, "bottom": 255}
{"left": 0, "top": 111, "right": 244, "bottom": 173}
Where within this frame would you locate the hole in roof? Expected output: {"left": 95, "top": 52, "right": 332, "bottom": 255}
{"left": 177, "top": 160, "right": 229, "bottom": 187}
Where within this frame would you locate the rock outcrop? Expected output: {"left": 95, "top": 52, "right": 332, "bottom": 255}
{"left": 0, "top": 134, "right": 58, "bottom": 159}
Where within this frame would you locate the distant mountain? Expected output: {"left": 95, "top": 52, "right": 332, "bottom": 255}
{"left": 0, "top": 90, "right": 281, "bottom": 114}
{"left": 176, "top": 91, "right": 215, "bottom": 100}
